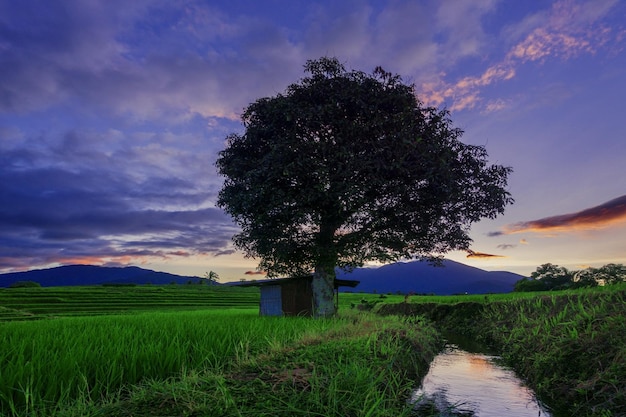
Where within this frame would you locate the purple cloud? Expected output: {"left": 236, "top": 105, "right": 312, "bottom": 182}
{"left": 0, "top": 129, "right": 237, "bottom": 272}
{"left": 492, "top": 195, "right": 626, "bottom": 236}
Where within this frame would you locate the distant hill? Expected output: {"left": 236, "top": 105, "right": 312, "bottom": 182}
{"left": 0, "top": 265, "right": 205, "bottom": 287}
{"left": 0, "top": 260, "right": 526, "bottom": 294}
{"left": 337, "top": 259, "right": 525, "bottom": 295}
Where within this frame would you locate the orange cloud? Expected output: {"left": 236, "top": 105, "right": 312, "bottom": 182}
{"left": 52, "top": 254, "right": 146, "bottom": 268}
{"left": 466, "top": 250, "right": 505, "bottom": 259}
{"left": 508, "top": 28, "right": 600, "bottom": 63}
{"left": 245, "top": 270, "right": 266, "bottom": 275}
{"left": 494, "top": 194, "right": 626, "bottom": 235}
{"left": 421, "top": 64, "right": 516, "bottom": 112}
{"left": 53, "top": 251, "right": 196, "bottom": 268}
{"left": 55, "top": 256, "right": 110, "bottom": 266}
{"left": 166, "top": 251, "right": 192, "bottom": 257}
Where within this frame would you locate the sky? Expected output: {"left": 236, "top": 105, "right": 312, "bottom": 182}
{"left": 1, "top": 0, "right": 625, "bottom": 281}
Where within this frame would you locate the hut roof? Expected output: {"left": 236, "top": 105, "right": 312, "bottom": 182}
{"left": 235, "top": 275, "right": 359, "bottom": 289}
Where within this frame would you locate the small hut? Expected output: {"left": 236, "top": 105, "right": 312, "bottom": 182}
{"left": 238, "top": 275, "right": 359, "bottom": 316}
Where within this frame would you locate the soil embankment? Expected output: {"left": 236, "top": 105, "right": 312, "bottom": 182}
{"left": 376, "top": 289, "right": 626, "bottom": 417}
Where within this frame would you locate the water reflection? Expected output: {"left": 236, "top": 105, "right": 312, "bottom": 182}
{"left": 412, "top": 344, "right": 552, "bottom": 417}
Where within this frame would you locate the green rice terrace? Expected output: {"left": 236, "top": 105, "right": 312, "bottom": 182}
{"left": 1, "top": 283, "right": 625, "bottom": 416}
{"left": 0, "top": 285, "right": 262, "bottom": 321}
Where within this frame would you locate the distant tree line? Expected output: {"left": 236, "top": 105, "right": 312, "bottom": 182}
{"left": 514, "top": 263, "right": 626, "bottom": 292}
{"left": 9, "top": 281, "right": 42, "bottom": 288}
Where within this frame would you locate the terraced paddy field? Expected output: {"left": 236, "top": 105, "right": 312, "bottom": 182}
{"left": 0, "top": 285, "right": 262, "bottom": 321}
{"left": 0, "top": 284, "right": 435, "bottom": 417}
{"left": 0, "top": 284, "right": 409, "bottom": 322}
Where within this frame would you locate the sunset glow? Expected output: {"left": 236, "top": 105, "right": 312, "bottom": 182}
{"left": 1, "top": 0, "right": 625, "bottom": 280}
{"left": 493, "top": 195, "right": 626, "bottom": 236}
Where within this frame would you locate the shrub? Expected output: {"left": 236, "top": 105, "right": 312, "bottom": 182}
{"left": 9, "top": 281, "right": 41, "bottom": 288}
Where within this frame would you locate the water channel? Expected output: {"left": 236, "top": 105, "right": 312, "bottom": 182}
{"left": 411, "top": 335, "right": 554, "bottom": 417}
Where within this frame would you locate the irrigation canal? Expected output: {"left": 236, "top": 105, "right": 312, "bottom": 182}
{"left": 411, "top": 334, "right": 556, "bottom": 417}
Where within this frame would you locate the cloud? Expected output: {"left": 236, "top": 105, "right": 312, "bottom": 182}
{"left": 0, "top": 0, "right": 143, "bottom": 112}
{"left": 0, "top": 0, "right": 307, "bottom": 121}
{"left": 419, "top": 0, "right": 621, "bottom": 111}
{"left": 435, "top": 0, "right": 498, "bottom": 57}
{"left": 483, "top": 99, "right": 510, "bottom": 113}
{"left": 2, "top": 0, "right": 619, "bottom": 121}
{"left": 466, "top": 250, "right": 505, "bottom": 259}
{"left": 497, "top": 244, "right": 516, "bottom": 250}
{"left": 0, "top": 1, "right": 503, "bottom": 121}
{"left": 244, "top": 270, "right": 266, "bottom": 275}
{"left": 0, "top": 203, "right": 238, "bottom": 272}
{"left": 493, "top": 194, "right": 626, "bottom": 236}
{"left": 0, "top": 126, "right": 239, "bottom": 273}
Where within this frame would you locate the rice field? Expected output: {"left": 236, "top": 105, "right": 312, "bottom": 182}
{"left": 404, "top": 282, "right": 626, "bottom": 304}
{"left": 0, "top": 284, "right": 404, "bottom": 321}
{"left": 6, "top": 282, "right": 622, "bottom": 416}
{"left": 0, "top": 307, "right": 351, "bottom": 415}
{"left": 0, "top": 285, "right": 258, "bottom": 414}
{"left": 0, "top": 285, "right": 432, "bottom": 416}
{"left": 0, "top": 285, "right": 260, "bottom": 321}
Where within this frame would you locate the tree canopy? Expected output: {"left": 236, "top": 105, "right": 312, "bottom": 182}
{"left": 514, "top": 262, "right": 626, "bottom": 291}
{"left": 515, "top": 263, "right": 574, "bottom": 292}
{"left": 216, "top": 57, "right": 513, "bottom": 316}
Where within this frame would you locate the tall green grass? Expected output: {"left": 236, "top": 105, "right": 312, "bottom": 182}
{"left": 0, "top": 309, "right": 345, "bottom": 416}
{"left": 94, "top": 312, "right": 441, "bottom": 417}
{"left": 377, "top": 284, "right": 626, "bottom": 416}
{"left": 481, "top": 289, "right": 626, "bottom": 416}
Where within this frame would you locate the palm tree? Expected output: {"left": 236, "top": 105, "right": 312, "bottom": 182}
{"left": 204, "top": 271, "right": 220, "bottom": 285}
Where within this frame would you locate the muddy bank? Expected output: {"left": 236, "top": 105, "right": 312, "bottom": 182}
{"left": 376, "top": 290, "right": 626, "bottom": 417}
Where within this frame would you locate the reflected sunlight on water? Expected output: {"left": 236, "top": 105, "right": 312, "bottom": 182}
{"left": 412, "top": 345, "right": 552, "bottom": 417}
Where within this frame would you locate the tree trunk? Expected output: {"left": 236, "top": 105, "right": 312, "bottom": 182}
{"left": 311, "top": 266, "right": 337, "bottom": 317}
{"left": 312, "top": 218, "right": 340, "bottom": 317}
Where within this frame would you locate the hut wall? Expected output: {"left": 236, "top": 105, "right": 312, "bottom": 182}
{"left": 259, "top": 285, "right": 283, "bottom": 316}
{"left": 281, "top": 279, "right": 313, "bottom": 316}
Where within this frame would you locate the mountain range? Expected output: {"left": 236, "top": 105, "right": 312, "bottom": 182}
{"left": 0, "top": 265, "right": 203, "bottom": 287}
{"left": 336, "top": 259, "right": 525, "bottom": 295}
{"left": 0, "top": 260, "right": 526, "bottom": 294}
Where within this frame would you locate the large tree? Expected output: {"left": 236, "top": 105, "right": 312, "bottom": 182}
{"left": 216, "top": 57, "right": 513, "bottom": 317}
